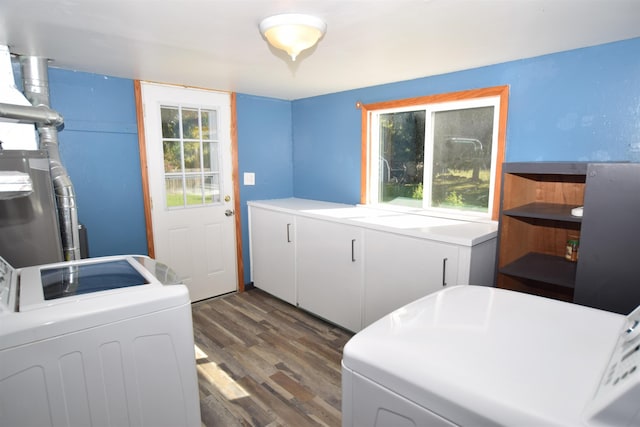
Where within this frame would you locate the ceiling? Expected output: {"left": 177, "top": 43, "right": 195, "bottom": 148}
{"left": 1, "top": 0, "right": 639, "bottom": 100}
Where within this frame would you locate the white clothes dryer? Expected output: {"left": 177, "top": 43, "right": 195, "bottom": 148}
{"left": 0, "top": 255, "right": 201, "bottom": 427}
{"left": 342, "top": 285, "right": 640, "bottom": 426}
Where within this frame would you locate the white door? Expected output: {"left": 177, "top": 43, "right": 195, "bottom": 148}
{"left": 140, "top": 82, "right": 237, "bottom": 301}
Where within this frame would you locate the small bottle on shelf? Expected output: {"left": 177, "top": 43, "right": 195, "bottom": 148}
{"left": 565, "top": 236, "right": 579, "bottom": 262}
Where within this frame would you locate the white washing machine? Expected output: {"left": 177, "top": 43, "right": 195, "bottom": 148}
{"left": 342, "top": 285, "right": 640, "bottom": 426}
{"left": 0, "top": 255, "right": 201, "bottom": 427}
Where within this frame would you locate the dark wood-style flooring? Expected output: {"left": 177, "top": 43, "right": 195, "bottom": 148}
{"left": 192, "top": 288, "right": 354, "bottom": 427}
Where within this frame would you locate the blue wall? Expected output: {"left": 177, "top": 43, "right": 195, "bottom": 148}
{"left": 21, "top": 36, "right": 639, "bottom": 285}
{"left": 236, "top": 94, "right": 293, "bottom": 283}
{"left": 48, "top": 70, "right": 148, "bottom": 257}
{"left": 292, "top": 37, "right": 640, "bottom": 204}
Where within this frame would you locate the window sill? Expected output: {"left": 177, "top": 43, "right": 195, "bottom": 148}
{"left": 359, "top": 202, "right": 496, "bottom": 225}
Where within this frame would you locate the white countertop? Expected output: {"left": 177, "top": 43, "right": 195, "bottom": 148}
{"left": 248, "top": 198, "right": 498, "bottom": 246}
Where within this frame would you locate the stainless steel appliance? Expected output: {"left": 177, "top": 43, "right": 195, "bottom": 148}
{"left": 0, "top": 149, "right": 63, "bottom": 267}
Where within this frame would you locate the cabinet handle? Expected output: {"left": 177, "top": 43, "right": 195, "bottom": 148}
{"left": 351, "top": 239, "right": 356, "bottom": 262}
{"left": 442, "top": 257, "right": 448, "bottom": 286}
{"left": 286, "top": 223, "right": 292, "bottom": 243}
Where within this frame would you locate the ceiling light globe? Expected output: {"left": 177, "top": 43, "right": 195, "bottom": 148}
{"left": 259, "top": 14, "right": 326, "bottom": 61}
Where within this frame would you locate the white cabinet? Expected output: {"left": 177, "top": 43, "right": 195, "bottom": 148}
{"left": 363, "top": 230, "right": 459, "bottom": 327}
{"left": 248, "top": 198, "right": 498, "bottom": 333}
{"left": 296, "top": 216, "right": 364, "bottom": 332}
{"left": 248, "top": 206, "right": 296, "bottom": 305}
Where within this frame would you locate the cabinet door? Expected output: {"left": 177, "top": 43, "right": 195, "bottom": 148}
{"left": 296, "top": 217, "right": 363, "bottom": 332}
{"left": 363, "top": 230, "right": 459, "bottom": 327}
{"left": 249, "top": 207, "right": 296, "bottom": 304}
{"left": 574, "top": 163, "right": 640, "bottom": 314}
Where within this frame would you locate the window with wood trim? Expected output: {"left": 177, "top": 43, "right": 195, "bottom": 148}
{"left": 359, "top": 86, "right": 508, "bottom": 220}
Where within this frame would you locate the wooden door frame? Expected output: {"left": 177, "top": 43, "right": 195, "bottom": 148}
{"left": 134, "top": 80, "right": 244, "bottom": 292}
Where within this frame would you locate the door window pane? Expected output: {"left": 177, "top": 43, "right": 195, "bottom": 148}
{"left": 185, "top": 175, "right": 204, "bottom": 206}
{"left": 163, "top": 141, "right": 182, "bottom": 173}
{"left": 161, "top": 107, "right": 179, "bottom": 138}
{"left": 204, "top": 175, "right": 220, "bottom": 203}
{"left": 165, "top": 175, "right": 184, "bottom": 207}
{"left": 203, "top": 142, "right": 219, "bottom": 172}
{"left": 181, "top": 108, "right": 200, "bottom": 139}
{"left": 184, "top": 141, "right": 201, "bottom": 172}
{"left": 160, "top": 105, "right": 221, "bottom": 208}
{"left": 201, "top": 110, "right": 218, "bottom": 140}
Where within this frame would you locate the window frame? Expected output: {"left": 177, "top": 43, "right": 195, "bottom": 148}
{"left": 358, "top": 85, "right": 509, "bottom": 220}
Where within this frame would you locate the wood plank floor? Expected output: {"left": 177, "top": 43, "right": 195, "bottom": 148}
{"left": 192, "top": 288, "right": 354, "bottom": 427}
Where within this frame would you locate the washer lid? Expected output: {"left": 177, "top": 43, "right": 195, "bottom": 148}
{"left": 18, "top": 255, "right": 174, "bottom": 311}
{"left": 0, "top": 255, "right": 191, "bottom": 350}
{"left": 342, "top": 286, "right": 625, "bottom": 426}
{"left": 39, "top": 259, "right": 148, "bottom": 301}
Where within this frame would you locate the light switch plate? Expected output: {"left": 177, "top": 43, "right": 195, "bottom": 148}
{"left": 244, "top": 172, "right": 255, "bottom": 186}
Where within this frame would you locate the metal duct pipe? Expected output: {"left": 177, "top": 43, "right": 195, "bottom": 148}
{"left": 0, "top": 102, "right": 63, "bottom": 126}
{"left": 20, "top": 56, "right": 80, "bottom": 261}
{"left": 20, "top": 55, "right": 50, "bottom": 107}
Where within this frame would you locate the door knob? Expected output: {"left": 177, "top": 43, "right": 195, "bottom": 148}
{"left": 225, "top": 209, "right": 235, "bottom": 217}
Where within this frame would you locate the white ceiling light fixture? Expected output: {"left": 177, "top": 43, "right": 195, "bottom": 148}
{"left": 259, "top": 13, "right": 326, "bottom": 61}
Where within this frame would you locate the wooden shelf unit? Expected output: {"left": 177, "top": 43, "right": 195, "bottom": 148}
{"left": 496, "top": 163, "right": 586, "bottom": 301}
{"left": 497, "top": 161, "right": 640, "bottom": 314}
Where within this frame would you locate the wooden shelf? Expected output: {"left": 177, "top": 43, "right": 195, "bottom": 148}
{"left": 499, "top": 252, "right": 577, "bottom": 289}
{"left": 503, "top": 202, "right": 582, "bottom": 223}
{"left": 498, "top": 162, "right": 640, "bottom": 313}
{"left": 497, "top": 162, "right": 586, "bottom": 300}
